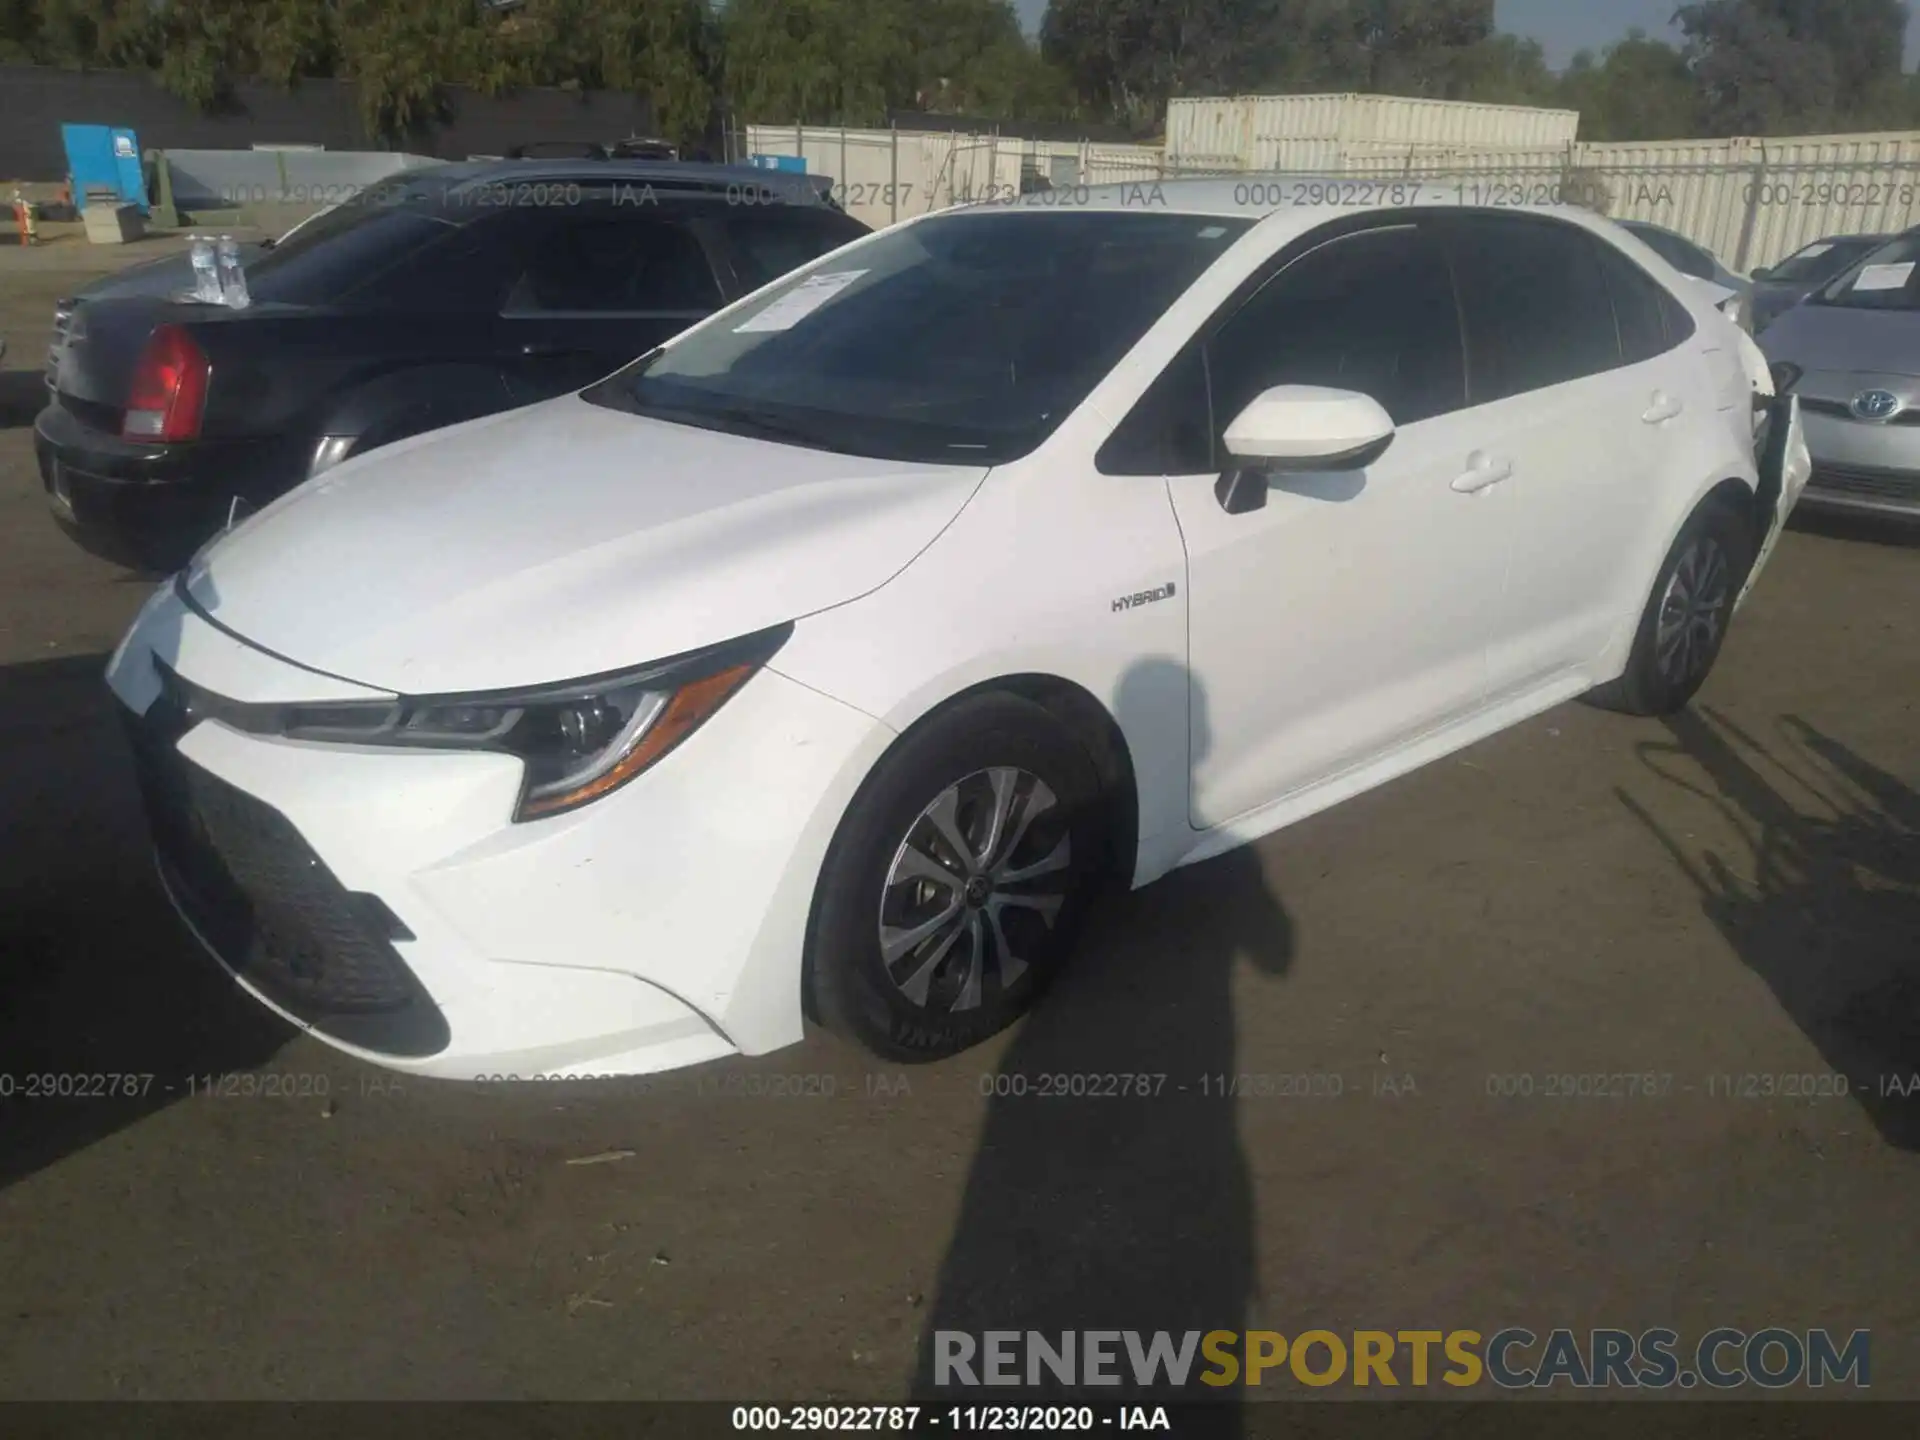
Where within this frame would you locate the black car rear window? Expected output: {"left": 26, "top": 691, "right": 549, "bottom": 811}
{"left": 241, "top": 193, "right": 470, "bottom": 306}
{"left": 723, "top": 208, "right": 870, "bottom": 291}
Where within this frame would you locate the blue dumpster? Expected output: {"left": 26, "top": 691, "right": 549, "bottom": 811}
{"left": 63, "top": 124, "right": 149, "bottom": 213}
{"left": 750, "top": 154, "right": 808, "bottom": 174}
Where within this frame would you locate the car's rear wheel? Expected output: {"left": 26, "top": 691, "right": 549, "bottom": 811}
{"left": 807, "top": 692, "right": 1107, "bottom": 1061}
{"left": 1590, "top": 497, "right": 1753, "bottom": 716}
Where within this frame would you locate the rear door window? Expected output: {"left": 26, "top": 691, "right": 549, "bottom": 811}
{"left": 503, "top": 209, "right": 724, "bottom": 315}
{"left": 1450, "top": 214, "right": 1623, "bottom": 403}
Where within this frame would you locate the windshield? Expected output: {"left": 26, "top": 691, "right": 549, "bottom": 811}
{"left": 1813, "top": 234, "right": 1920, "bottom": 310}
{"left": 584, "top": 208, "right": 1254, "bottom": 465}
{"left": 239, "top": 171, "right": 468, "bottom": 306}
{"left": 1766, "top": 237, "right": 1883, "bottom": 285}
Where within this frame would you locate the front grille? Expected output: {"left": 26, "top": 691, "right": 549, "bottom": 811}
{"left": 1807, "top": 463, "right": 1920, "bottom": 504}
{"left": 1799, "top": 396, "right": 1920, "bottom": 426}
{"left": 124, "top": 675, "right": 451, "bottom": 1057}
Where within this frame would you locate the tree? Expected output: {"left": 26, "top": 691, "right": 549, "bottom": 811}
{"left": 722, "top": 0, "right": 913, "bottom": 125}
{"left": 500, "top": 0, "right": 717, "bottom": 143}
{"left": 1041, "top": 0, "right": 1271, "bottom": 129}
{"left": 1559, "top": 31, "right": 1703, "bottom": 141}
{"left": 1354, "top": 0, "right": 1498, "bottom": 95}
{"left": 1748, "top": 0, "right": 1907, "bottom": 107}
{"left": 1676, "top": 0, "right": 1839, "bottom": 135}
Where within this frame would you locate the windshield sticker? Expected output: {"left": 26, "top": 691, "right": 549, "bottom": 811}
{"left": 1791, "top": 242, "right": 1834, "bottom": 261}
{"left": 1850, "top": 261, "right": 1915, "bottom": 292}
{"left": 734, "top": 269, "right": 870, "bottom": 333}
{"left": 1197, "top": 226, "right": 1228, "bottom": 238}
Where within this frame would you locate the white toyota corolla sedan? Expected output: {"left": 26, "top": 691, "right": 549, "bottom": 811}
{"left": 108, "top": 180, "right": 1808, "bottom": 1079}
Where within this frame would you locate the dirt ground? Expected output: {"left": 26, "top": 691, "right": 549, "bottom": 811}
{"left": 1, "top": 242, "right": 1917, "bottom": 1407}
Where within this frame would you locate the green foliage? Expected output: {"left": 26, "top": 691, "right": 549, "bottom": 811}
{"left": 1, "top": 0, "right": 1915, "bottom": 145}
{"left": 1676, "top": 0, "right": 1919, "bottom": 136}
{"left": 1560, "top": 31, "right": 1704, "bottom": 141}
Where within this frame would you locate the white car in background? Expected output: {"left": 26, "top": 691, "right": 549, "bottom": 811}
{"left": 108, "top": 181, "right": 1804, "bottom": 1079}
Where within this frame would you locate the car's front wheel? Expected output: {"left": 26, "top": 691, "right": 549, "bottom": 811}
{"left": 807, "top": 693, "right": 1108, "bottom": 1061}
{"left": 1591, "top": 496, "right": 1754, "bottom": 716}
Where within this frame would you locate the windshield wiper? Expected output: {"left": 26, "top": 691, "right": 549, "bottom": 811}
{"left": 638, "top": 399, "right": 832, "bottom": 449}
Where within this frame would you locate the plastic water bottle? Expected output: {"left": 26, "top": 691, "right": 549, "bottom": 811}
{"left": 216, "top": 234, "right": 250, "bottom": 309}
{"left": 189, "top": 235, "right": 222, "bottom": 303}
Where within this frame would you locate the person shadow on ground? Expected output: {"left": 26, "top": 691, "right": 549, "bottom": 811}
{"left": 912, "top": 658, "right": 1295, "bottom": 1433}
{"left": 1619, "top": 706, "right": 1920, "bottom": 1148}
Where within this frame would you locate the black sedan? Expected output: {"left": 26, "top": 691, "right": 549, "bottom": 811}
{"left": 37, "top": 159, "right": 866, "bottom": 570}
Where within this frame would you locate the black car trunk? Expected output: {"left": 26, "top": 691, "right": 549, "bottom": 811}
{"left": 49, "top": 296, "right": 266, "bottom": 437}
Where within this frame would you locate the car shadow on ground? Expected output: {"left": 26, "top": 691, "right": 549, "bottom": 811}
{"left": 1788, "top": 508, "right": 1920, "bottom": 550}
{"left": 1619, "top": 706, "right": 1920, "bottom": 1148}
{"left": 0, "top": 367, "right": 49, "bottom": 429}
{"left": 910, "top": 660, "right": 1294, "bottom": 1434}
{"left": 0, "top": 651, "right": 292, "bottom": 1193}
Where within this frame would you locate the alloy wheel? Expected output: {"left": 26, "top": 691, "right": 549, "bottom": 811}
{"left": 877, "top": 767, "right": 1072, "bottom": 1013}
{"left": 1655, "top": 536, "right": 1731, "bottom": 686}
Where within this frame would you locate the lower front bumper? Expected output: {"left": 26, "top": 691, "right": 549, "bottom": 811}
{"left": 1796, "top": 463, "right": 1920, "bottom": 521}
{"left": 108, "top": 587, "right": 894, "bottom": 1080}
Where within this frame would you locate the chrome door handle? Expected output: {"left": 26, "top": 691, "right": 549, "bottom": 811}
{"left": 1643, "top": 391, "right": 1684, "bottom": 424}
{"left": 1451, "top": 453, "right": 1514, "bottom": 494}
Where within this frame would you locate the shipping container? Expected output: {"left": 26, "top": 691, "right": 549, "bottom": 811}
{"left": 1169, "top": 93, "right": 1578, "bottom": 173}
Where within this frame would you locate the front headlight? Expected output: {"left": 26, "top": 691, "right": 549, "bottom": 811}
{"left": 231, "top": 625, "right": 790, "bottom": 822}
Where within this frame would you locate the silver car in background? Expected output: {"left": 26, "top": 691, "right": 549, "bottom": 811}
{"left": 1759, "top": 231, "right": 1920, "bottom": 522}
{"left": 1749, "top": 233, "right": 1894, "bottom": 334}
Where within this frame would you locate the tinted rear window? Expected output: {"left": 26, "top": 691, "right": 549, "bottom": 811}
{"left": 241, "top": 200, "right": 469, "bottom": 307}
{"left": 1595, "top": 241, "right": 1674, "bottom": 365}
{"left": 723, "top": 208, "right": 869, "bottom": 291}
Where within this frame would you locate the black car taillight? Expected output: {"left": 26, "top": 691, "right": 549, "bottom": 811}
{"left": 123, "top": 324, "right": 211, "bottom": 442}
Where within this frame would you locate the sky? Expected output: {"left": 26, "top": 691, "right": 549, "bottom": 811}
{"left": 1010, "top": 0, "right": 1920, "bottom": 72}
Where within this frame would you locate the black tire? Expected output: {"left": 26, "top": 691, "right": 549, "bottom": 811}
{"left": 1589, "top": 496, "right": 1754, "bottom": 717}
{"left": 807, "top": 692, "right": 1108, "bottom": 1062}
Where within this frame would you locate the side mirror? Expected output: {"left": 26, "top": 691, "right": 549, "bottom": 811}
{"left": 1750, "top": 265, "right": 1773, "bottom": 281}
{"left": 1215, "top": 386, "right": 1396, "bottom": 513}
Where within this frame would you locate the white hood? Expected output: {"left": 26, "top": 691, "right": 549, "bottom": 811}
{"left": 187, "top": 396, "right": 987, "bottom": 694}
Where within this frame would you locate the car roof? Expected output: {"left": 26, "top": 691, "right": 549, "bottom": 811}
{"left": 1618, "top": 218, "right": 1693, "bottom": 239}
{"left": 958, "top": 175, "right": 1658, "bottom": 254}
{"left": 385, "top": 157, "right": 834, "bottom": 202}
